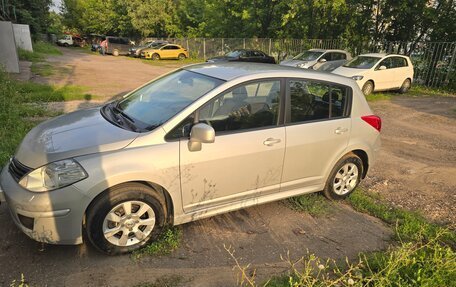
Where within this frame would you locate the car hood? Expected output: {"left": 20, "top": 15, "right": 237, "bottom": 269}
{"left": 279, "top": 59, "right": 311, "bottom": 67}
{"left": 15, "top": 108, "right": 139, "bottom": 168}
{"left": 332, "top": 66, "right": 368, "bottom": 78}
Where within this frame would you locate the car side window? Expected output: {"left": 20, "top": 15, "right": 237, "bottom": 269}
{"left": 392, "top": 57, "right": 407, "bottom": 68}
{"left": 167, "top": 80, "right": 281, "bottom": 139}
{"left": 321, "top": 53, "right": 330, "bottom": 61}
{"left": 377, "top": 58, "right": 393, "bottom": 69}
{"left": 288, "top": 80, "right": 348, "bottom": 123}
{"left": 199, "top": 80, "right": 281, "bottom": 134}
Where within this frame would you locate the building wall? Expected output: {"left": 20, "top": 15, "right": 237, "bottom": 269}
{"left": 0, "top": 21, "right": 20, "bottom": 73}
{"left": 13, "top": 24, "right": 33, "bottom": 52}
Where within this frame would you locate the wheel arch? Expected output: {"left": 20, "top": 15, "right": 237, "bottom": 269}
{"left": 351, "top": 149, "right": 369, "bottom": 178}
{"left": 83, "top": 180, "right": 175, "bottom": 230}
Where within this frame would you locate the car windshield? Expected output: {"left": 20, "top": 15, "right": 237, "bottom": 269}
{"left": 293, "top": 51, "right": 324, "bottom": 61}
{"left": 115, "top": 70, "right": 224, "bottom": 130}
{"left": 226, "top": 50, "right": 243, "bottom": 57}
{"left": 343, "top": 56, "right": 381, "bottom": 69}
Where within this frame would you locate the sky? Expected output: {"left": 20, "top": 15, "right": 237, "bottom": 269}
{"left": 50, "top": 0, "right": 62, "bottom": 13}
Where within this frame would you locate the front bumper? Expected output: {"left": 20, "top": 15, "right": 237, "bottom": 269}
{"left": 0, "top": 164, "right": 90, "bottom": 245}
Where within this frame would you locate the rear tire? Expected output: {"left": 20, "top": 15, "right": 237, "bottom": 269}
{"left": 178, "top": 53, "right": 186, "bottom": 60}
{"left": 362, "top": 81, "right": 374, "bottom": 96}
{"left": 399, "top": 78, "right": 411, "bottom": 94}
{"left": 86, "top": 183, "right": 167, "bottom": 255}
{"left": 113, "top": 49, "right": 119, "bottom": 57}
{"left": 322, "top": 153, "right": 363, "bottom": 200}
{"left": 152, "top": 53, "right": 160, "bottom": 60}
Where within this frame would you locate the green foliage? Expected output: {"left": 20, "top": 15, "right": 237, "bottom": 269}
{"left": 17, "top": 48, "right": 44, "bottom": 62}
{"left": 285, "top": 194, "right": 331, "bottom": 216}
{"left": 33, "top": 41, "right": 62, "bottom": 55}
{"left": 31, "top": 63, "right": 54, "bottom": 76}
{"left": 132, "top": 227, "right": 182, "bottom": 260}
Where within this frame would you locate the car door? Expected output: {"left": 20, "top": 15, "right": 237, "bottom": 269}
{"left": 391, "top": 57, "right": 409, "bottom": 88}
{"left": 159, "top": 45, "right": 173, "bottom": 58}
{"left": 177, "top": 79, "right": 286, "bottom": 212}
{"left": 281, "top": 79, "right": 351, "bottom": 192}
{"left": 373, "top": 57, "right": 394, "bottom": 90}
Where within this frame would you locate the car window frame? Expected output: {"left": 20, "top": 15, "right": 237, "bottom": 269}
{"left": 284, "top": 77, "right": 352, "bottom": 126}
{"left": 165, "top": 77, "right": 287, "bottom": 141}
{"left": 374, "top": 57, "right": 394, "bottom": 70}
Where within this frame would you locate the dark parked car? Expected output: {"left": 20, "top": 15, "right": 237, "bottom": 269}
{"left": 207, "top": 49, "right": 276, "bottom": 64}
{"left": 105, "top": 36, "right": 132, "bottom": 56}
{"left": 129, "top": 40, "right": 168, "bottom": 57}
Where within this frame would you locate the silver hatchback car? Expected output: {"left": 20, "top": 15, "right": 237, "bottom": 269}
{"left": 0, "top": 63, "right": 381, "bottom": 254}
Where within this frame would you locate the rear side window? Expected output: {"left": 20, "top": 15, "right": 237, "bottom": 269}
{"left": 392, "top": 57, "right": 408, "bottom": 68}
{"left": 288, "top": 80, "right": 349, "bottom": 123}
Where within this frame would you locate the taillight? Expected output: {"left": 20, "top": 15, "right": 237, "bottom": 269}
{"left": 361, "top": 115, "right": 382, "bottom": 132}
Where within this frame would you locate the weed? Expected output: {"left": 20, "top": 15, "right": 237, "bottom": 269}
{"left": 285, "top": 193, "right": 331, "bottom": 216}
{"left": 132, "top": 226, "right": 182, "bottom": 260}
{"left": 33, "top": 41, "right": 62, "bottom": 55}
{"left": 17, "top": 48, "right": 44, "bottom": 62}
{"left": 9, "top": 274, "right": 29, "bottom": 287}
{"left": 366, "top": 85, "right": 455, "bottom": 102}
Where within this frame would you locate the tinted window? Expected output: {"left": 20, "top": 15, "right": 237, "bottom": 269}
{"left": 252, "top": 51, "right": 264, "bottom": 57}
{"left": 293, "top": 51, "right": 324, "bottom": 61}
{"left": 332, "top": 53, "right": 346, "bottom": 60}
{"left": 392, "top": 57, "right": 407, "bottom": 68}
{"left": 376, "top": 57, "right": 394, "bottom": 69}
{"left": 289, "top": 80, "right": 348, "bottom": 123}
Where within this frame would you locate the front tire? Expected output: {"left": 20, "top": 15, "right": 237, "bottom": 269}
{"left": 399, "top": 78, "right": 411, "bottom": 94}
{"left": 152, "top": 53, "right": 160, "bottom": 60}
{"left": 86, "top": 183, "right": 167, "bottom": 255}
{"left": 362, "top": 81, "right": 374, "bottom": 96}
{"left": 113, "top": 49, "right": 119, "bottom": 57}
{"left": 322, "top": 153, "right": 363, "bottom": 200}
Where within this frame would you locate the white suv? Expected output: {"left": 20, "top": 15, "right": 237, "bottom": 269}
{"left": 332, "top": 53, "right": 414, "bottom": 95}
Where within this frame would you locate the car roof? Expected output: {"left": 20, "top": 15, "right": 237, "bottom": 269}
{"left": 358, "top": 53, "right": 409, "bottom": 59}
{"left": 183, "top": 62, "right": 354, "bottom": 84}
{"left": 308, "top": 49, "right": 348, "bottom": 53}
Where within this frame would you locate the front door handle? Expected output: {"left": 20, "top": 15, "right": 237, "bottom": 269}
{"left": 263, "top": 138, "right": 281, "bottom": 146}
{"left": 335, "top": 127, "right": 349, "bottom": 135}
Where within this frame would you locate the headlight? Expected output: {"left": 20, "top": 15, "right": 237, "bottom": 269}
{"left": 19, "top": 159, "right": 88, "bottom": 192}
{"left": 352, "top": 75, "right": 364, "bottom": 81}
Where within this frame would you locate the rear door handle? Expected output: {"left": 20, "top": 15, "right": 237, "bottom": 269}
{"left": 263, "top": 138, "right": 281, "bottom": 146}
{"left": 335, "top": 127, "right": 349, "bottom": 134}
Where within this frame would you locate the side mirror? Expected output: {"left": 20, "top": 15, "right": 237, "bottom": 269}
{"left": 188, "top": 123, "right": 215, "bottom": 152}
{"left": 319, "top": 58, "right": 327, "bottom": 63}
{"left": 378, "top": 65, "right": 387, "bottom": 70}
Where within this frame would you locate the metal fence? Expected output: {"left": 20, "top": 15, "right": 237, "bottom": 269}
{"left": 146, "top": 37, "right": 455, "bottom": 90}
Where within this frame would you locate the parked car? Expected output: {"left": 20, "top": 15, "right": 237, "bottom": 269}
{"left": 56, "top": 35, "right": 86, "bottom": 47}
{"left": 129, "top": 40, "right": 168, "bottom": 57}
{"left": 207, "top": 49, "right": 276, "bottom": 64}
{"left": 141, "top": 44, "right": 189, "bottom": 60}
{"left": 0, "top": 63, "right": 381, "bottom": 254}
{"left": 332, "top": 53, "right": 414, "bottom": 95}
{"left": 105, "top": 36, "right": 133, "bottom": 56}
{"left": 280, "top": 49, "right": 351, "bottom": 70}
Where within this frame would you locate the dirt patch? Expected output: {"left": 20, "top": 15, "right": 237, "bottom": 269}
{"left": 365, "top": 96, "right": 456, "bottom": 229}
{"left": 0, "top": 202, "right": 391, "bottom": 286}
{"left": 31, "top": 47, "right": 187, "bottom": 99}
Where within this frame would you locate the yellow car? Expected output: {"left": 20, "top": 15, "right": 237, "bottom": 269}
{"left": 141, "top": 44, "right": 189, "bottom": 60}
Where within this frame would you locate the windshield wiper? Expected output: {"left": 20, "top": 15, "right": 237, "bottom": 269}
{"left": 109, "top": 103, "right": 140, "bottom": 132}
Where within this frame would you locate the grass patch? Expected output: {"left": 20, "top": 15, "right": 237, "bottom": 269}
{"left": 138, "top": 57, "right": 204, "bottom": 67}
{"left": 31, "top": 63, "right": 54, "bottom": 76}
{"left": 0, "top": 69, "right": 92, "bottom": 165}
{"left": 17, "top": 48, "right": 44, "bottom": 62}
{"left": 229, "top": 189, "right": 456, "bottom": 286}
{"left": 285, "top": 193, "right": 331, "bottom": 216}
{"left": 33, "top": 41, "right": 62, "bottom": 55}
{"left": 366, "top": 85, "right": 455, "bottom": 102}
{"left": 132, "top": 226, "right": 182, "bottom": 260}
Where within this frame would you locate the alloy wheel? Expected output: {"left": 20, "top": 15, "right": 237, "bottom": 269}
{"left": 333, "top": 163, "right": 359, "bottom": 195}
